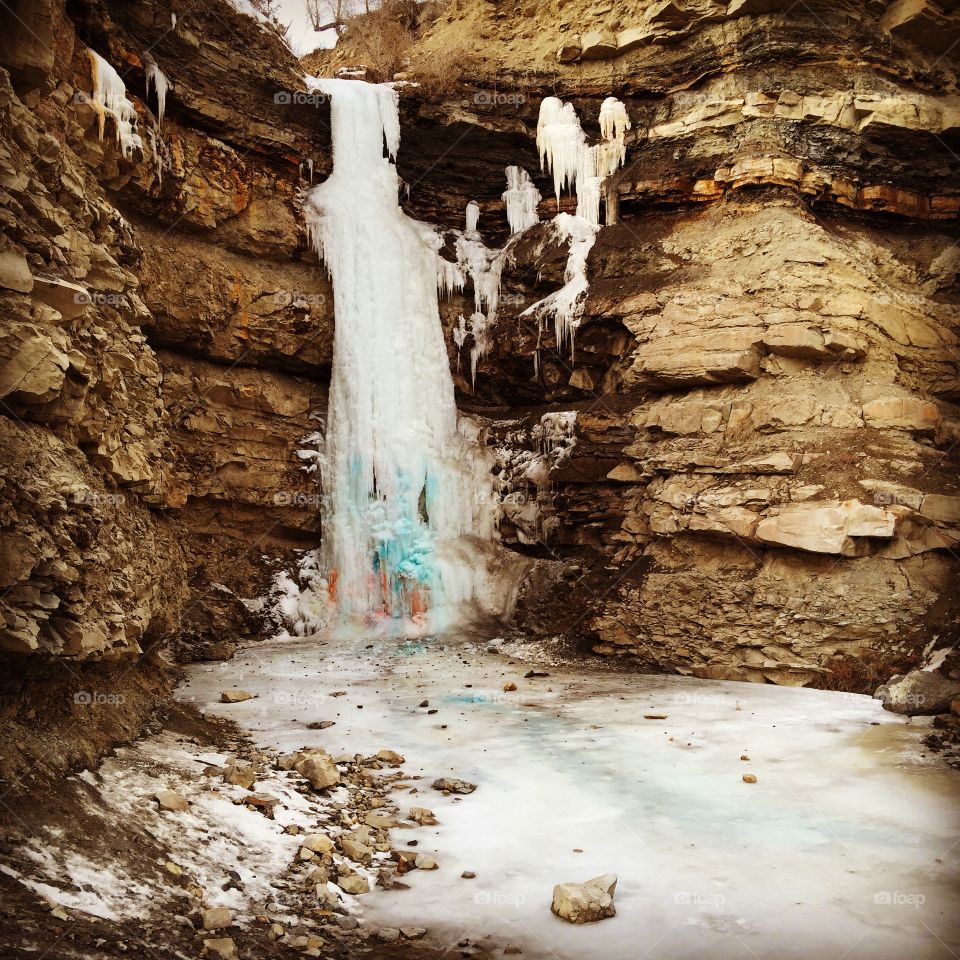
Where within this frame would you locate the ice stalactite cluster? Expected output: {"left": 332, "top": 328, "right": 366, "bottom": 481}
{"left": 536, "top": 95, "right": 630, "bottom": 227}
{"left": 525, "top": 97, "right": 630, "bottom": 363}
{"left": 487, "top": 412, "right": 578, "bottom": 545}
{"left": 86, "top": 50, "right": 143, "bottom": 160}
{"left": 299, "top": 79, "right": 498, "bottom": 631}
{"left": 502, "top": 166, "right": 541, "bottom": 235}
{"left": 522, "top": 213, "right": 598, "bottom": 363}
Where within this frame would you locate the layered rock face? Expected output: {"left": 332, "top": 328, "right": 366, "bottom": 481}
{"left": 387, "top": 0, "right": 960, "bottom": 686}
{"left": 0, "top": 0, "right": 329, "bottom": 674}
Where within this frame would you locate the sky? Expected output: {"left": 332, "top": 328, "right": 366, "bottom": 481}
{"left": 271, "top": 0, "right": 339, "bottom": 55}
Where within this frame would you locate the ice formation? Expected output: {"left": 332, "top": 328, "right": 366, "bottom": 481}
{"left": 536, "top": 95, "right": 630, "bottom": 227}
{"left": 142, "top": 52, "right": 168, "bottom": 127}
{"left": 522, "top": 213, "right": 598, "bottom": 360}
{"left": 86, "top": 49, "right": 143, "bottom": 160}
{"left": 301, "top": 80, "right": 497, "bottom": 627}
{"left": 488, "top": 412, "right": 577, "bottom": 544}
{"left": 502, "top": 165, "right": 541, "bottom": 235}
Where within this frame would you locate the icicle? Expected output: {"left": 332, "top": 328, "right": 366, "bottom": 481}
{"left": 536, "top": 96, "right": 584, "bottom": 201}
{"left": 521, "top": 213, "right": 597, "bottom": 360}
{"left": 465, "top": 201, "right": 480, "bottom": 234}
{"left": 171, "top": 12, "right": 177, "bottom": 29}
{"left": 599, "top": 97, "right": 630, "bottom": 142}
{"left": 301, "top": 79, "right": 497, "bottom": 626}
{"left": 535, "top": 95, "right": 630, "bottom": 227}
{"left": 143, "top": 52, "right": 168, "bottom": 127}
{"left": 502, "top": 166, "right": 541, "bottom": 235}
{"left": 86, "top": 49, "right": 143, "bottom": 161}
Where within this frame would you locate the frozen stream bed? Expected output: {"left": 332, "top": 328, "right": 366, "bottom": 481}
{"left": 178, "top": 630, "right": 960, "bottom": 960}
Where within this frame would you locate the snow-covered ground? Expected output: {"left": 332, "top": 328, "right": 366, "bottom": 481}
{"left": 178, "top": 628, "right": 960, "bottom": 960}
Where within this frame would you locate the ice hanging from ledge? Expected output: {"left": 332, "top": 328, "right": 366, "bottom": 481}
{"left": 86, "top": 49, "right": 143, "bottom": 160}
{"left": 301, "top": 79, "right": 499, "bottom": 629}
{"left": 536, "top": 95, "right": 630, "bottom": 227}
{"left": 527, "top": 96, "right": 630, "bottom": 359}
{"left": 502, "top": 166, "right": 541, "bottom": 235}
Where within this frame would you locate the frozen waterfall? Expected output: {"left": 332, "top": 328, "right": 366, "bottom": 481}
{"left": 300, "top": 79, "right": 501, "bottom": 629}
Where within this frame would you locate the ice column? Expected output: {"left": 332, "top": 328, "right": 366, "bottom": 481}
{"left": 303, "top": 79, "right": 494, "bottom": 623}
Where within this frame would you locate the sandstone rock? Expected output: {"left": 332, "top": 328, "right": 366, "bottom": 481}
{"left": 755, "top": 501, "right": 897, "bottom": 556}
{"left": 300, "top": 833, "right": 335, "bottom": 854}
{"left": 742, "top": 774, "right": 757, "bottom": 784}
{"left": 0, "top": 245, "right": 33, "bottom": 293}
{"left": 337, "top": 873, "right": 370, "bottom": 895}
{"left": 431, "top": 777, "right": 476, "bottom": 794}
{"left": 556, "top": 42, "right": 581, "bottom": 62}
{"left": 203, "top": 938, "right": 237, "bottom": 960}
{"left": 220, "top": 690, "right": 254, "bottom": 703}
{"left": 409, "top": 806, "right": 438, "bottom": 825}
{"left": 153, "top": 789, "right": 189, "bottom": 812}
{"left": 30, "top": 277, "right": 89, "bottom": 321}
{"left": 376, "top": 749, "right": 405, "bottom": 765}
{"left": 551, "top": 874, "right": 617, "bottom": 924}
{"left": 223, "top": 762, "right": 257, "bottom": 790}
{"left": 340, "top": 835, "right": 375, "bottom": 864}
{"left": 579, "top": 30, "right": 617, "bottom": 60}
{"left": 202, "top": 907, "right": 233, "bottom": 931}
{"left": 401, "top": 927, "right": 427, "bottom": 939}
{"left": 861, "top": 397, "right": 940, "bottom": 432}
{"left": 414, "top": 853, "right": 438, "bottom": 870}
{"left": 875, "top": 669, "right": 960, "bottom": 716}
{"left": 295, "top": 751, "right": 340, "bottom": 790}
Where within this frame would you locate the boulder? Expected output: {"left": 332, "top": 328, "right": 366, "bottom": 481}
{"left": 875, "top": 669, "right": 960, "bottom": 716}
{"left": 551, "top": 874, "right": 618, "bottom": 924}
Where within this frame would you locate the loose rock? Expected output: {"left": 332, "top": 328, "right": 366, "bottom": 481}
{"left": 202, "top": 907, "right": 233, "bottom": 931}
{"left": 153, "top": 789, "right": 189, "bottom": 812}
{"left": 551, "top": 874, "right": 617, "bottom": 924}
{"left": 203, "top": 937, "right": 237, "bottom": 960}
{"left": 220, "top": 690, "right": 253, "bottom": 703}
{"left": 408, "top": 806, "right": 438, "bottom": 825}
{"left": 431, "top": 777, "right": 476, "bottom": 794}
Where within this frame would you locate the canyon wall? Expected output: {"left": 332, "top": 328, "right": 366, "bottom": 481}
{"left": 0, "top": 0, "right": 958, "bottom": 793}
